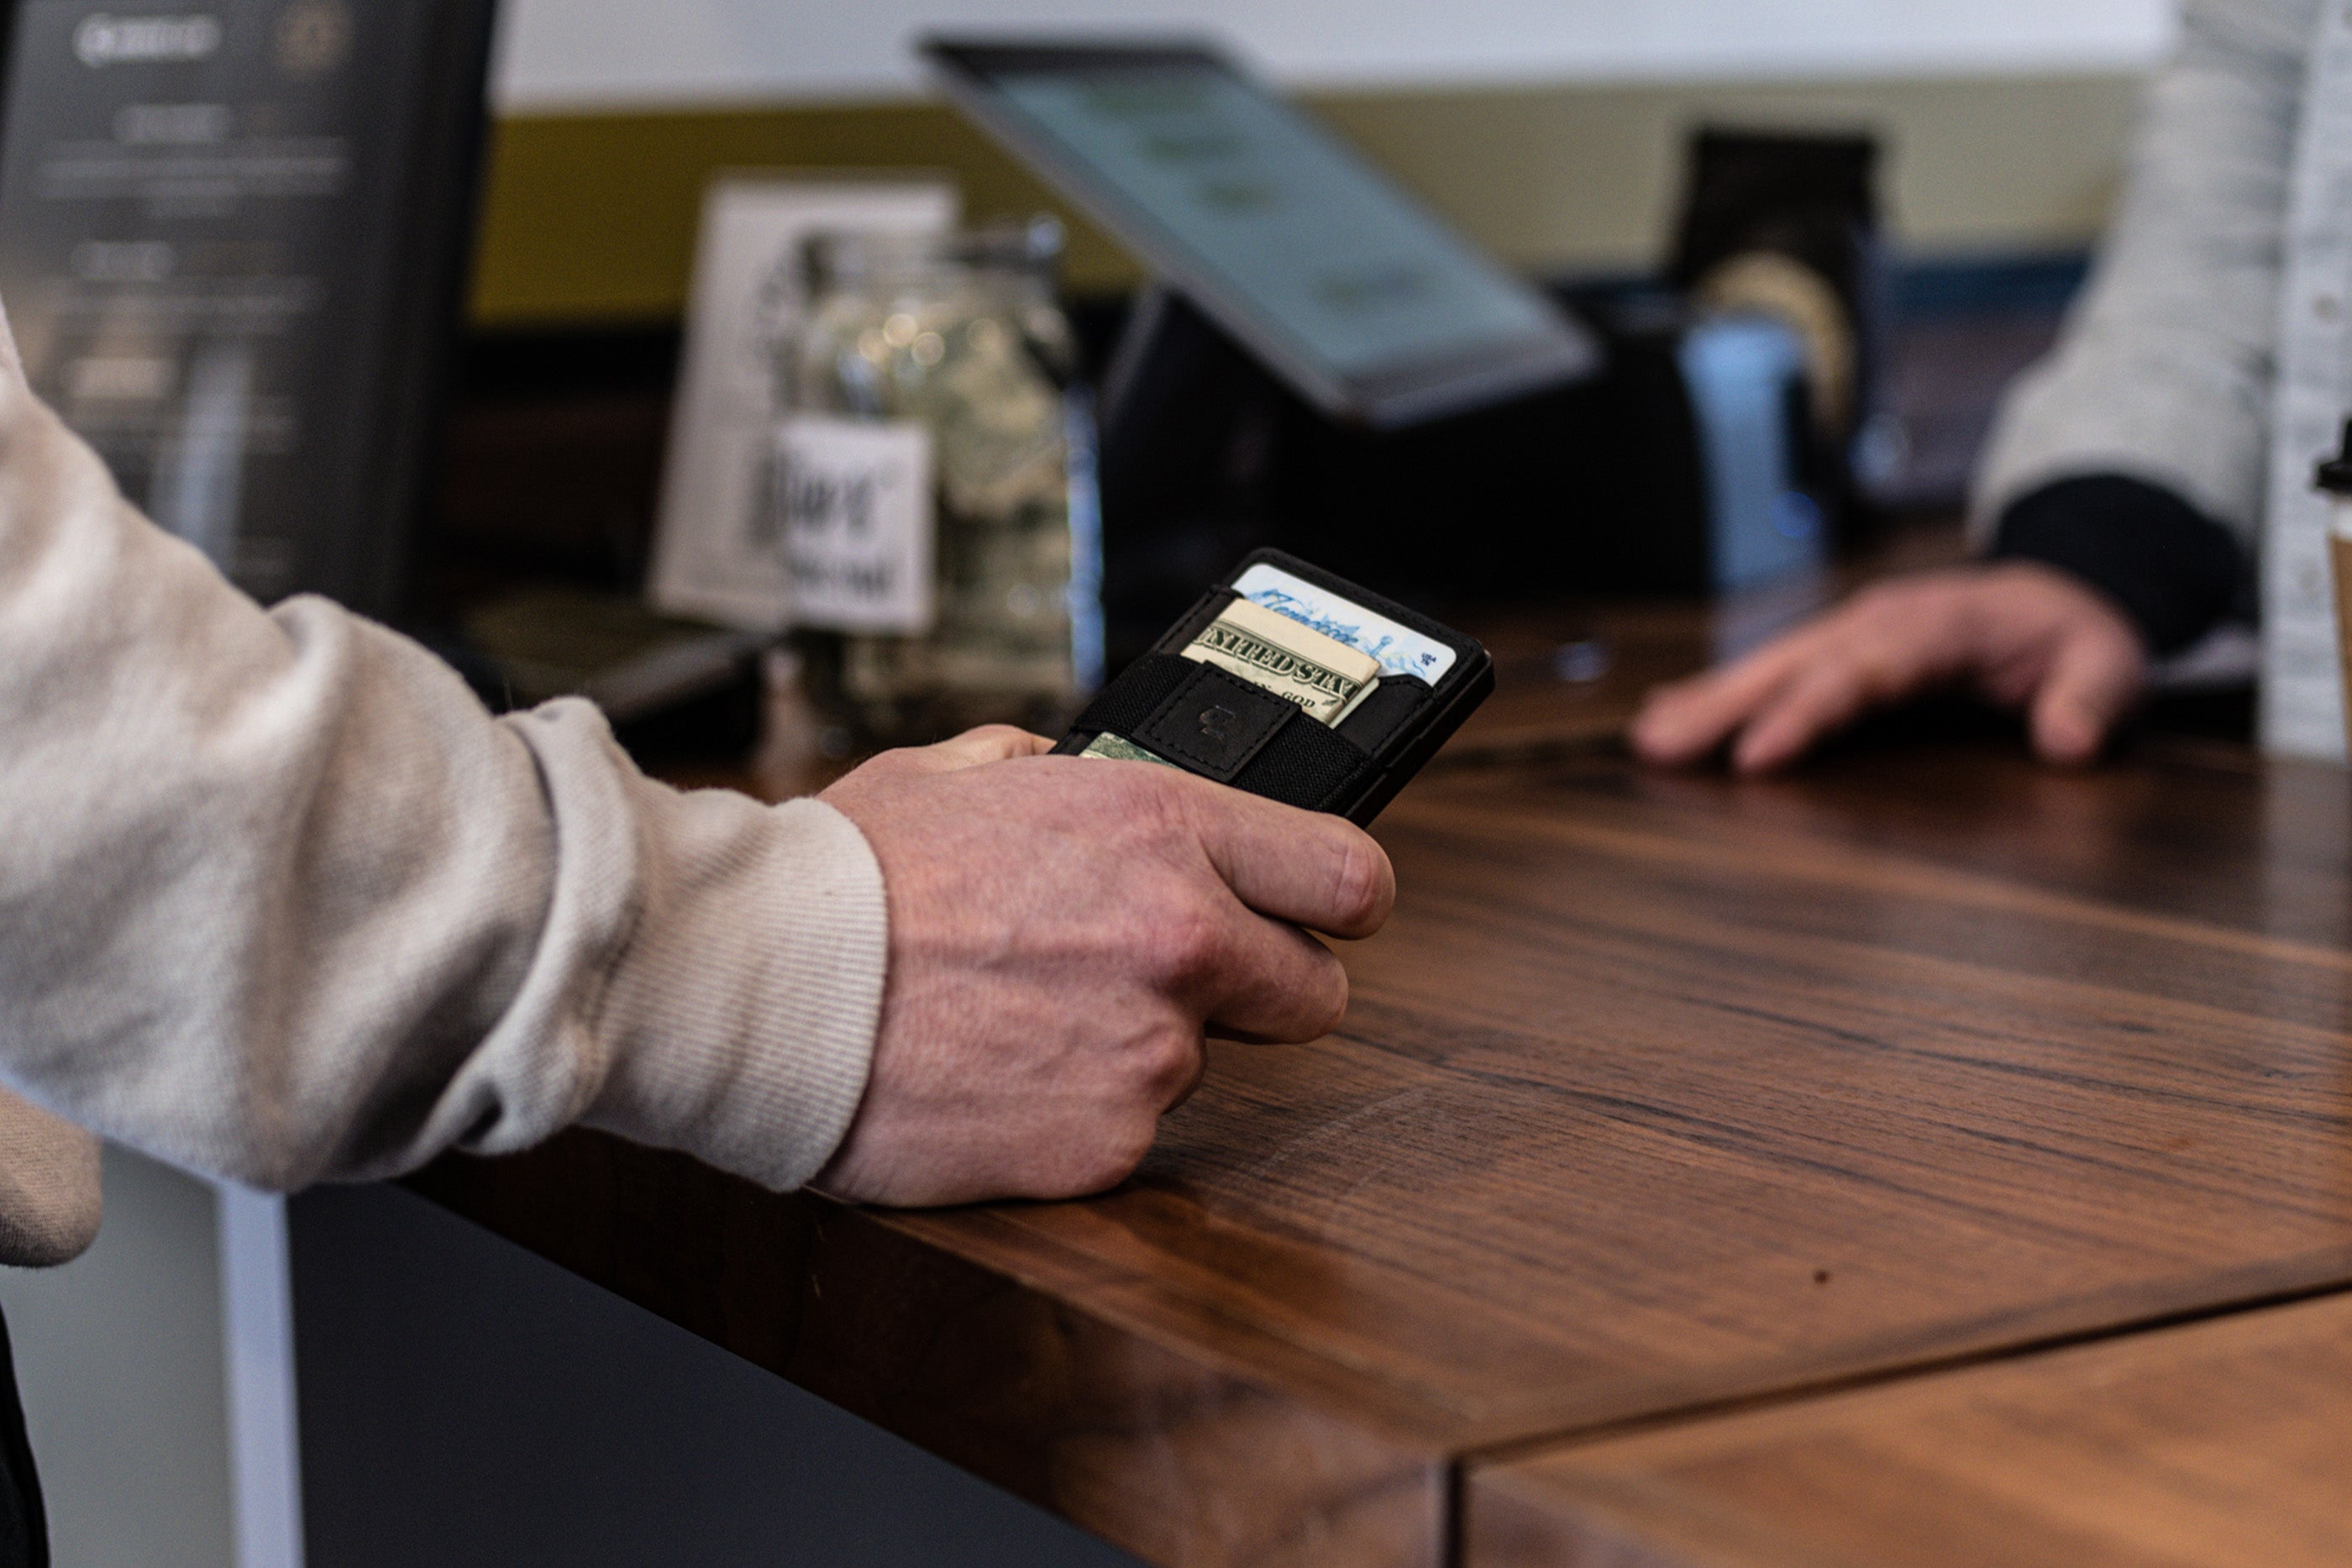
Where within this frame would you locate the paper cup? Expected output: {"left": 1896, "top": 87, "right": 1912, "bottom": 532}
{"left": 2333, "top": 497, "right": 2352, "bottom": 743}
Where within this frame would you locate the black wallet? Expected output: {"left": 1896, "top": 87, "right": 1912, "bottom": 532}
{"left": 1053, "top": 550, "right": 1494, "bottom": 825}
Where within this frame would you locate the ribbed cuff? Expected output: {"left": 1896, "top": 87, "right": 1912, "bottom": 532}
{"left": 0, "top": 1088, "right": 100, "bottom": 1267}
{"left": 585, "top": 789, "right": 887, "bottom": 1192}
{"left": 1988, "top": 475, "right": 2244, "bottom": 655}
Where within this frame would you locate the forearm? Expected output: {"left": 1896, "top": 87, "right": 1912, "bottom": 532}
{"left": 0, "top": 326, "right": 884, "bottom": 1193}
{"left": 1974, "top": 0, "right": 2314, "bottom": 548}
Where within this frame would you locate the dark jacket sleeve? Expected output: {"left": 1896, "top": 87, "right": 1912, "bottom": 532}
{"left": 1987, "top": 475, "right": 2249, "bottom": 654}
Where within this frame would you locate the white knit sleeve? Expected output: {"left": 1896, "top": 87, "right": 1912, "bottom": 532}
{"left": 0, "top": 307, "right": 885, "bottom": 1200}
{"left": 1973, "top": 0, "right": 2320, "bottom": 548}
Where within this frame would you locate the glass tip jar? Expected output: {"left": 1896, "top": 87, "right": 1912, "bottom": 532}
{"left": 777, "top": 216, "right": 1100, "bottom": 753}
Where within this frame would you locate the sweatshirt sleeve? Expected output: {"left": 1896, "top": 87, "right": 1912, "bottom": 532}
{"left": 0, "top": 312, "right": 886, "bottom": 1196}
{"left": 1972, "top": 0, "right": 2318, "bottom": 553}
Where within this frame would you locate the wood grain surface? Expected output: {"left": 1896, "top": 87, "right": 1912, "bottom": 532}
{"left": 410, "top": 721, "right": 2352, "bottom": 1566}
{"left": 1467, "top": 1288, "right": 2352, "bottom": 1567}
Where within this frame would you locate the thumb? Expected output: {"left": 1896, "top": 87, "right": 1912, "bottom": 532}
{"left": 2028, "top": 626, "right": 2145, "bottom": 765}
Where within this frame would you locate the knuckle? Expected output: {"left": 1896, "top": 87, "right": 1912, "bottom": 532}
{"left": 1076, "top": 1117, "right": 1159, "bottom": 1194}
{"left": 1145, "top": 898, "right": 1226, "bottom": 983}
{"left": 962, "top": 722, "right": 1037, "bottom": 755}
{"left": 1317, "top": 962, "right": 1351, "bottom": 1033}
{"left": 1096, "top": 765, "right": 1189, "bottom": 840}
{"left": 1275, "top": 959, "right": 1349, "bottom": 1043}
{"left": 1326, "top": 833, "right": 1394, "bottom": 929}
{"left": 863, "top": 742, "right": 942, "bottom": 782}
{"left": 1138, "top": 1025, "right": 1204, "bottom": 1098}
{"left": 1855, "top": 575, "right": 1956, "bottom": 632}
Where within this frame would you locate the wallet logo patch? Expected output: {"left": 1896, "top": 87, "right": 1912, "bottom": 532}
{"left": 1134, "top": 665, "right": 1294, "bottom": 783}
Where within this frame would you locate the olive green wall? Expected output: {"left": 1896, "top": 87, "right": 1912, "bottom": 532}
{"left": 469, "top": 72, "right": 2143, "bottom": 327}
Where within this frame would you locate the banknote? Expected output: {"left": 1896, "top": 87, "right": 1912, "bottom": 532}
{"left": 1180, "top": 596, "right": 1381, "bottom": 723}
{"left": 1079, "top": 732, "right": 1176, "bottom": 766}
{"left": 1230, "top": 562, "right": 1457, "bottom": 684}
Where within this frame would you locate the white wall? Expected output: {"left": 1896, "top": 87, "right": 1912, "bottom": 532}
{"left": 494, "top": 0, "right": 2178, "bottom": 112}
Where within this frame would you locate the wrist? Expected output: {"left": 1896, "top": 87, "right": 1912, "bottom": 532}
{"left": 1987, "top": 475, "right": 2243, "bottom": 655}
{"left": 584, "top": 786, "right": 888, "bottom": 1192}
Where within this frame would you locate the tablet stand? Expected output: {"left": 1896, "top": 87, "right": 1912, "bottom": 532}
{"left": 1096, "top": 286, "right": 1295, "bottom": 662}
{"left": 1093, "top": 279, "right": 1790, "bottom": 665}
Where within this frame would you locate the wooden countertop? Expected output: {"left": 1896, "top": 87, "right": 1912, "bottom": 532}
{"left": 1467, "top": 1288, "right": 2352, "bottom": 1566}
{"left": 407, "top": 539, "right": 2352, "bottom": 1567}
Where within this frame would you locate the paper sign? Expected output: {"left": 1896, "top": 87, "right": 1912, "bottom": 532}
{"left": 647, "top": 174, "right": 957, "bottom": 630}
{"left": 777, "top": 415, "right": 935, "bottom": 633}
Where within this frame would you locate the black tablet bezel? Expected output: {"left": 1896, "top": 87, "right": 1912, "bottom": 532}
{"left": 921, "top": 35, "right": 1601, "bottom": 431}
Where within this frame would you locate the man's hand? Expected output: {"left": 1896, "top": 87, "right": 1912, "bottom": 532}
{"left": 814, "top": 726, "right": 1394, "bottom": 1206}
{"left": 1631, "top": 562, "right": 2148, "bottom": 774}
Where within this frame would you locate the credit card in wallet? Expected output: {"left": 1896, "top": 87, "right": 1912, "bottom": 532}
{"left": 1060, "top": 549, "right": 1494, "bottom": 824}
{"left": 1079, "top": 595, "right": 1378, "bottom": 764}
{"left": 1227, "top": 562, "right": 1458, "bottom": 684}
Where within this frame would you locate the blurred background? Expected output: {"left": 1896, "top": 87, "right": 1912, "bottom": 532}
{"left": 421, "top": 0, "right": 2166, "bottom": 760}
{"left": 478, "top": 0, "right": 2161, "bottom": 317}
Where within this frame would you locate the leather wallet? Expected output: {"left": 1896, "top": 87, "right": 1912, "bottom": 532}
{"left": 1053, "top": 550, "right": 1494, "bottom": 825}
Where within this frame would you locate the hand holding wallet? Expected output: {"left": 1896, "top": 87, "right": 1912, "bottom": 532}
{"left": 1055, "top": 550, "right": 1494, "bottom": 825}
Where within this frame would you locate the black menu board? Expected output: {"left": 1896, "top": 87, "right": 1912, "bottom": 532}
{"left": 0, "top": 0, "right": 495, "bottom": 616}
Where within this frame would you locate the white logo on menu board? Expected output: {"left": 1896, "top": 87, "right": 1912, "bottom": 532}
{"left": 75, "top": 13, "right": 223, "bottom": 66}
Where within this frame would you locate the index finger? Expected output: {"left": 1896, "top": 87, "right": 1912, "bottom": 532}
{"left": 1632, "top": 628, "right": 1825, "bottom": 763}
{"left": 1176, "top": 780, "right": 1395, "bottom": 940}
{"left": 899, "top": 725, "right": 1055, "bottom": 774}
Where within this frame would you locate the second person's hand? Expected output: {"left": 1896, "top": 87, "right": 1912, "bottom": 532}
{"left": 1630, "top": 562, "right": 2149, "bottom": 774}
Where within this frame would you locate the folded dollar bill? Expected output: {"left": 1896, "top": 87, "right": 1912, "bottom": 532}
{"left": 1179, "top": 596, "right": 1380, "bottom": 723}
{"left": 1078, "top": 590, "right": 1387, "bottom": 768}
